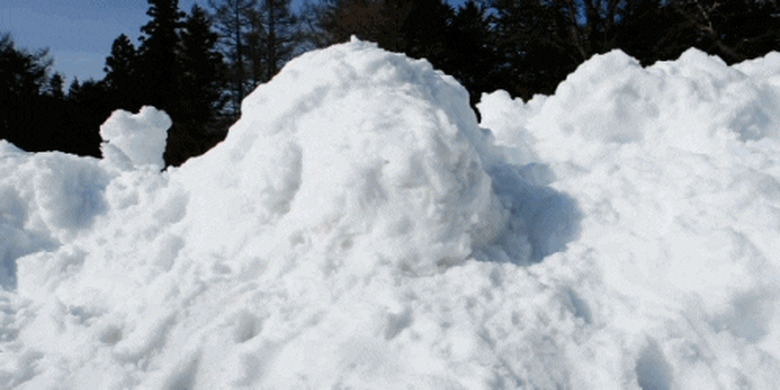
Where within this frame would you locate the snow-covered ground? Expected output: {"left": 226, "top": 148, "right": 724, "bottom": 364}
{"left": 1, "top": 38, "right": 778, "bottom": 389}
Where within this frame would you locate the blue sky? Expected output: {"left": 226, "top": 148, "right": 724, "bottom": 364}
{"left": 2, "top": 0, "right": 204, "bottom": 84}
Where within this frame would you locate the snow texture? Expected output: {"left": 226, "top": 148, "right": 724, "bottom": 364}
{"left": 100, "top": 106, "right": 171, "bottom": 170}
{"left": 1, "top": 39, "right": 779, "bottom": 389}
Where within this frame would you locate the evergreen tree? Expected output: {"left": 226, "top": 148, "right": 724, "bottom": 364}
{"left": 45, "top": 73, "right": 65, "bottom": 99}
{"left": 67, "top": 78, "right": 81, "bottom": 98}
{"left": 486, "top": 0, "right": 686, "bottom": 99}
{"left": 0, "top": 34, "right": 101, "bottom": 156}
{"left": 397, "top": 0, "right": 452, "bottom": 63}
{"left": 442, "top": 1, "right": 501, "bottom": 106}
{"left": 488, "top": 0, "right": 579, "bottom": 98}
{"left": 667, "top": 0, "right": 780, "bottom": 63}
{"left": 0, "top": 33, "right": 51, "bottom": 98}
{"left": 314, "top": 0, "right": 451, "bottom": 63}
{"left": 160, "top": 5, "right": 230, "bottom": 166}
{"left": 312, "top": 0, "right": 384, "bottom": 46}
{"left": 63, "top": 78, "right": 111, "bottom": 154}
{"left": 104, "top": 34, "right": 142, "bottom": 111}
{"left": 1, "top": 33, "right": 51, "bottom": 147}
{"left": 178, "top": 4, "right": 226, "bottom": 125}
{"left": 138, "top": 0, "right": 185, "bottom": 112}
{"left": 614, "top": 0, "right": 684, "bottom": 65}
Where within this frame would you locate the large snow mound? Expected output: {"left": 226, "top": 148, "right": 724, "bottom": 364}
{"left": 1, "top": 39, "right": 779, "bottom": 389}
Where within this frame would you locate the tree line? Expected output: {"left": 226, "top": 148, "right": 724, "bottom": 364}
{"left": 2, "top": 0, "right": 779, "bottom": 166}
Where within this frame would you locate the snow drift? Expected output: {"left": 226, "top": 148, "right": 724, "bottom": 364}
{"left": 1, "top": 38, "right": 779, "bottom": 389}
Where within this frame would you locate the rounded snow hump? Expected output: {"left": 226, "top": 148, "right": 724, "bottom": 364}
{"left": 175, "top": 37, "right": 555, "bottom": 276}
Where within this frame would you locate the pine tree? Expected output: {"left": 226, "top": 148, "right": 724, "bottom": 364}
{"left": 67, "top": 78, "right": 82, "bottom": 100}
{"left": 45, "top": 73, "right": 65, "bottom": 99}
{"left": 157, "top": 5, "right": 230, "bottom": 166}
{"left": 442, "top": 1, "right": 501, "bottom": 106}
{"left": 1, "top": 34, "right": 102, "bottom": 156}
{"left": 312, "top": 0, "right": 384, "bottom": 46}
{"left": 667, "top": 0, "right": 780, "bottom": 63}
{"left": 1, "top": 33, "right": 51, "bottom": 146}
{"left": 138, "top": 0, "right": 185, "bottom": 113}
{"left": 314, "top": 0, "right": 451, "bottom": 62}
{"left": 614, "top": 0, "right": 682, "bottom": 65}
{"left": 178, "top": 5, "right": 226, "bottom": 126}
{"left": 396, "top": 0, "right": 452, "bottom": 62}
{"left": 104, "top": 34, "right": 141, "bottom": 111}
{"left": 0, "top": 33, "right": 51, "bottom": 98}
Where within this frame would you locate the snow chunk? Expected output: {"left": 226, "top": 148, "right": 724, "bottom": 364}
{"left": 100, "top": 106, "right": 171, "bottom": 170}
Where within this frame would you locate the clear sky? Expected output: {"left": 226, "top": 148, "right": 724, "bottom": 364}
{"left": 2, "top": 0, "right": 204, "bottom": 84}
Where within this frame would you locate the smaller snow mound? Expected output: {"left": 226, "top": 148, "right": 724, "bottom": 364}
{"left": 0, "top": 143, "right": 107, "bottom": 290}
{"left": 100, "top": 106, "right": 171, "bottom": 170}
{"left": 0, "top": 106, "right": 172, "bottom": 291}
{"left": 733, "top": 51, "right": 780, "bottom": 84}
{"left": 479, "top": 49, "right": 780, "bottom": 389}
{"left": 31, "top": 154, "right": 109, "bottom": 233}
{"left": 490, "top": 49, "right": 780, "bottom": 166}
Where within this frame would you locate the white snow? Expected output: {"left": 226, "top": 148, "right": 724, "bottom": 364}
{"left": 100, "top": 106, "right": 171, "bottom": 170}
{"left": 1, "top": 39, "right": 779, "bottom": 389}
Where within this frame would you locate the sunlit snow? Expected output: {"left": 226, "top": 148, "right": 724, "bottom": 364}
{"left": 1, "top": 38, "right": 779, "bottom": 389}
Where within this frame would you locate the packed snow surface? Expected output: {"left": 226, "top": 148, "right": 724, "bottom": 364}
{"left": 1, "top": 38, "right": 779, "bottom": 389}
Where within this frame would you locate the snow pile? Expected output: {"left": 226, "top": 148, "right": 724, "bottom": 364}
{"left": 177, "top": 40, "right": 514, "bottom": 276}
{"left": 1, "top": 39, "right": 779, "bottom": 389}
{"left": 479, "top": 49, "right": 780, "bottom": 388}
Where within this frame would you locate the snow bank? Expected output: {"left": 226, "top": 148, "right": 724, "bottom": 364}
{"left": 1, "top": 39, "right": 779, "bottom": 389}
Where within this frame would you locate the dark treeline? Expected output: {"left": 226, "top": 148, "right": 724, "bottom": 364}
{"left": 2, "top": 0, "right": 779, "bottom": 166}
